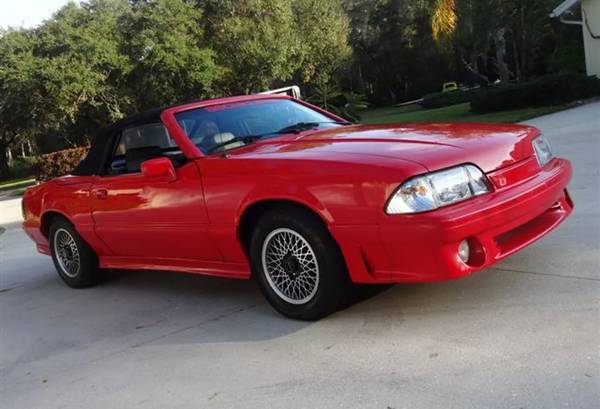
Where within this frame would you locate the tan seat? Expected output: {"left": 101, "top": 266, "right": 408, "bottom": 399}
{"left": 212, "top": 132, "right": 244, "bottom": 151}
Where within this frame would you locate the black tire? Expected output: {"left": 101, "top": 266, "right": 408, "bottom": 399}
{"left": 250, "top": 207, "right": 349, "bottom": 320}
{"left": 49, "top": 218, "right": 105, "bottom": 288}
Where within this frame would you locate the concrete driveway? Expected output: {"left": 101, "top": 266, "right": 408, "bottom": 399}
{"left": 1, "top": 102, "right": 599, "bottom": 409}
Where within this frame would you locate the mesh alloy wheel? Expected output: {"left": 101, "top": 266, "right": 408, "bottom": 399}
{"left": 49, "top": 219, "right": 104, "bottom": 288}
{"left": 53, "top": 228, "right": 81, "bottom": 278}
{"left": 261, "top": 228, "right": 320, "bottom": 305}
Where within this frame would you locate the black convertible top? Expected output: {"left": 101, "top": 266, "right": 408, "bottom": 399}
{"left": 72, "top": 107, "right": 165, "bottom": 176}
{"left": 71, "top": 93, "right": 292, "bottom": 176}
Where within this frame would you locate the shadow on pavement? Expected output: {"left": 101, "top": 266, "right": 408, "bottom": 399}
{"left": 0, "top": 221, "right": 22, "bottom": 232}
{"left": 2, "top": 222, "right": 529, "bottom": 354}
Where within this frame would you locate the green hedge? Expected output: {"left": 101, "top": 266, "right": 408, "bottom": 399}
{"left": 421, "top": 89, "right": 476, "bottom": 109}
{"left": 7, "top": 156, "right": 38, "bottom": 179}
{"left": 36, "top": 146, "right": 89, "bottom": 181}
{"left": 471, "top": 73, "right": 600, "bottom": 114}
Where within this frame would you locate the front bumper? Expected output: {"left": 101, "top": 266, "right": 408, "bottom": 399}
{"left": 332, "top": 158, "right": 573, "bottom": 283}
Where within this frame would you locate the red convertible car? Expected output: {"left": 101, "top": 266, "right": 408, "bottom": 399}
{"left": 22, "top": 94, "right": 573, "bottom": 320}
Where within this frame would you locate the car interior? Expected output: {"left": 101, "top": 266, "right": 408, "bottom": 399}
{"left": 108, "top": 122, "right": 186, "bottom": 175}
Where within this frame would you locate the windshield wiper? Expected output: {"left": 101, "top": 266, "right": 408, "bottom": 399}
{"left": 206, "top": 135, "right": 262, "bottom": 154}
{"left": 206, "top": 121, "right": 351, "bottom": 154}
{"left": 274, "top": 121, "right": 352, "bottom": 134}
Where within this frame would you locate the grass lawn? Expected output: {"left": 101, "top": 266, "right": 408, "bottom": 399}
{"left": 11, "top": 187, "right": 28, "bottom": 197}
{"left": 361, "top": 102, "right": 568, "bottom": 125}
{"left": 0, "top": 176, "right": 36, "bottom": 192}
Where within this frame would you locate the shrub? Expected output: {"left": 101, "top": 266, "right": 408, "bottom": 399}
{"left": 306, "top": 76, "right": 369, "bottom": 122}
{"left": 8, "top": 156, "right": 39, "bottom": 179}
{"left": 36, "top": 146, "right": 89, "bottom": 181}
{"left": 421, "top": 89, "right": 477, "bottom": 109}
{"left": 471, "top": 73, "right": 600, "bottom": 114}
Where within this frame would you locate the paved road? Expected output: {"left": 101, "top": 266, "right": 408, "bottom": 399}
{"left": 1, "top": 103, "right": 599, "bottom": 409}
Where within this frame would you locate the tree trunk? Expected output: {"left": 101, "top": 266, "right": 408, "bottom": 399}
{"left": 511, "top": 32, "right": 521, "bottom": 81}
{"left": 356, "top": 64, "right": 365, "bottom": 94}
{"left": 0, "top": 145, "right": 11, "bottom": 180}
{"left": 495, "top": 28, "right": 509, "bottom": 83}
{"left": 519, "top": 6, "right": 528, "bottom": 78}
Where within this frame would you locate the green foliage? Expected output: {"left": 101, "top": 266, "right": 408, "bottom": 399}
{"left": 203, "top": 0, "right": 301, "bottom": 94}
{"left": 361, "top": 102, "right": 569, "bottom": 125}
{"left": 307, "top": 76, "right": 368, "bottom": 121}
{"left": 343, "top": 0, "right": 455, "bottom": 104}
{"left": 450, "top": 0, "right": 571, "bottom": 81}
{"left": 8, "top": 156, "right": 39, "bottom": 179}
{"left": 0, "top": 28, "right": 38, "bottom": 178}
{"left": 421, "top": 89, "right": 476, "bottom": 109}
{"left": 471, "top": 73, "right": 600, "bottom": 114}
{"left": 125, "top": 0, "right": 223, "bottom": 109}
{"left": 547, "top": 40, "right": 586, "bottom": 74}
{"left": 203, "top": 0, "right": 351, "bottom": 93}
{"left": 0, "top": 0, "right": 351, "bottom": 176}
{"left": 0, "top": 0, "right": 591, "bottom": 175}
{"left": 32, "top": 0, "right": 132, "bottom": 142}
{"left": 306, "top": 76, "right": 343, "bottom": 112}
{"left": 339, "top": 91, "right": 369, "bottom": 122}
{"left": 292, "top": 0, "right": 352, "bottom": 83}
{"left": 342, "top": 0, "right": 585, "bottom": 104}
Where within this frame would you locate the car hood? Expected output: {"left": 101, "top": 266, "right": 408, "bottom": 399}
{"left": 231, "top": 122, "right": 540, "bottom": 173}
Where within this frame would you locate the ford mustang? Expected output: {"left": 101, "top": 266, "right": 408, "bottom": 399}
{"left": 22, "top": 94, "right": 573, "bottom": 320}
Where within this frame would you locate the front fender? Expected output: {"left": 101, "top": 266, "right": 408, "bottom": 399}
{"left": 236, "top": 182, "right": 333, "bottom": 226}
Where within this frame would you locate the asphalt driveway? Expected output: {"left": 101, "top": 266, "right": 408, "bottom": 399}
{"left": 1, "top": 102, "right": 599, "bottom": 409}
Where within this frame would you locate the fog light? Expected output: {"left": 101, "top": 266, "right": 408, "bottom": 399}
{"left": 458, "top": 240, "right": 470, "bottom": 263}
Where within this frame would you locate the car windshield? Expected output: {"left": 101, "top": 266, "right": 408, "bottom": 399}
{"left": 174, "top": 99, "right": 345, "bottom": 154}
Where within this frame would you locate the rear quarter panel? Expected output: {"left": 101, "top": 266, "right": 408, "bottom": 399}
{"left": 22, "top": 176, "right": 112, "bottom": 256}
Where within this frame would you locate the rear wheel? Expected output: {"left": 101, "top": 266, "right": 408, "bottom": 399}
{"left": 49, "top": 219, "right": 105, "bottom": 288}
{"left": 250, "top": 207, "right": 348, "bottom": 320}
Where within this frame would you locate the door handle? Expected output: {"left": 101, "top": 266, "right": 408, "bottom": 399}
{"left": 95, "top": 189, "right": 108, "bottom": 200}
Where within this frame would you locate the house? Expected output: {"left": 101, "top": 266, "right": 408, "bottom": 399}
{"left": 551, "top": 0, "right": 600, "bottom": 77}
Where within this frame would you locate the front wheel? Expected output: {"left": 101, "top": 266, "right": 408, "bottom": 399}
{"left": 49, "top": 219, "right": 105, "bottom": 288}
{"left": 250, "top": 208, "right": 348, "bottom": 320}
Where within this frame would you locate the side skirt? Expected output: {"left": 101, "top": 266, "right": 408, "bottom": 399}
{"left": 99, "top": 256, "right": 251, "bottom": 280}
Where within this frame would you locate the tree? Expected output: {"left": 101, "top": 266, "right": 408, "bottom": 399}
{"left": 343, "top": 0, "right": 455, "bottom": 103}
{"left": 124, "top": 0, "right": 224, "bottom": 110}
{"left": 436, "top": 0, "right": 564, "bottom": 84}
{"left": 305, "top": 73, "right": 369, "bottom": 121}
{"left": 292, "top": 0, "right": 352, "bottom": 84}
{"left": 202, "top": 0, "right": 351, "bottom": 94}
{"left": 431, "top": 0, "right": 457, "bottom": 45}
{"left": 202, "top": 0, "right": 302, "bottom": 94}
{"left": 0, "top": 29, "right": 37, "bottom": 178}
{"left": 499, "top": 0, "right": 561, "bottom": 79}
{"left": 0, "top": 0, "right": 585, "bottom": 175}
{"left": 32, "top": 0, "right": 134, "bottom": 147}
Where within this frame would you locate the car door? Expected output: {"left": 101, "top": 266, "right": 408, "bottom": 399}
{"left": 90, "top": 121, "right": 222, "bottom": 262}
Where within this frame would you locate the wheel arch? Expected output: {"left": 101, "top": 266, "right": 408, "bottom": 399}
{"left": 237, "top": 199, "right": 332, "bottom": 260}
{"left": 40, "top": 210, "right": 72, "bottom": 238}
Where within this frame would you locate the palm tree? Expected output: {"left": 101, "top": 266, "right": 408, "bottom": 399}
{"left": 431, "top": 0, "right": 457, "bottom": 45}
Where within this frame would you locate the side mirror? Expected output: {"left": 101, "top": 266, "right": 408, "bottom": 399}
{"left": 141, "top": 157, "right": 177, "bottom": 182}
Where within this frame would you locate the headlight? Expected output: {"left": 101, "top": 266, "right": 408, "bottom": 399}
{"left": 386, "top": 164, "right": 491, "bottom": 214}
{"left": 532, "top": 135, "right": 553, "bottom": 168}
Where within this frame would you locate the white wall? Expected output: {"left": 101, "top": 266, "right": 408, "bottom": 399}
{"left": 582, "top": 0, "right": 600, "bottom": 77}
